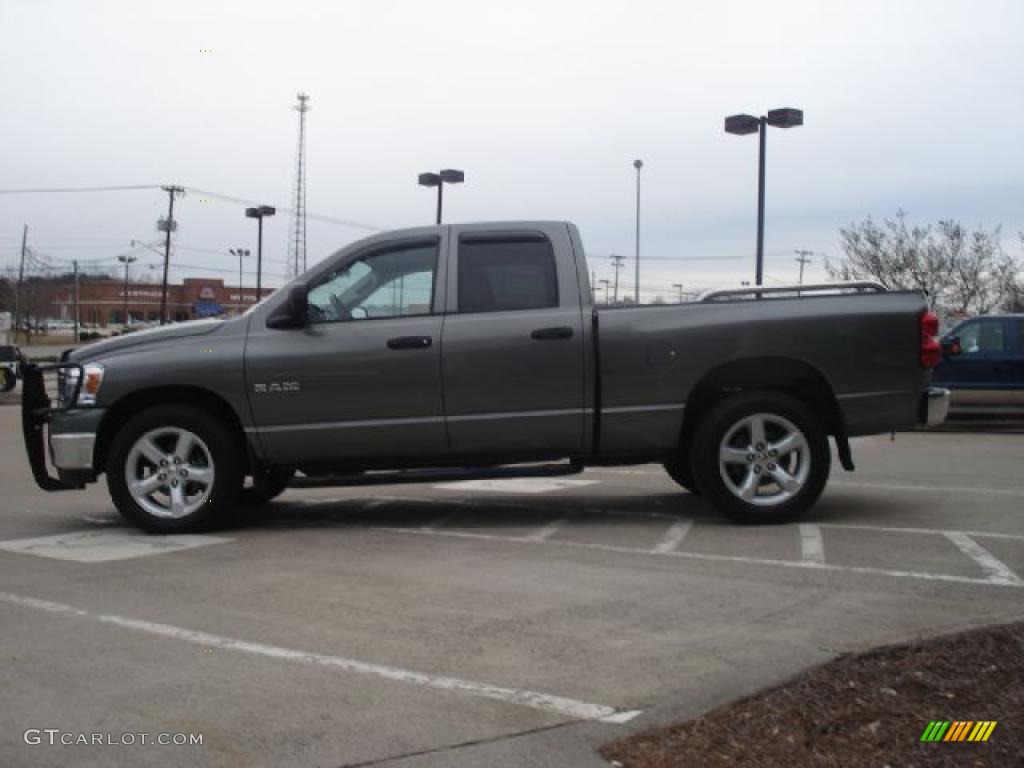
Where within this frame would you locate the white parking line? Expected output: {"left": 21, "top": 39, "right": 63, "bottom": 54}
{"left": 421, "top": 512, "right": 462, "bottom": 531}
{"left": 821, "top": 523, "right": 1024, "bottom": 541}
{"left": 0, "top": 592, "right": 640, "bottom": 725}
{"left": 831, "top": 481, "right": 1024, "bottom": 498}
{"left": 798, "top": 524, "right": 826, "bottom": 566}
{"left": 523, "top": 516, "right": 570, "bottom": 542}
{"left": 651, "top": 521, "right": 693, "bottom": 553}
{"left": 944, "top": 532, "right": 1024, "bottom": 586}
{"left": 0, "top": 530, "right": 231, "bottom": 563}
{"left": 376, "top": 526, "right": 1024, "bottom": 589}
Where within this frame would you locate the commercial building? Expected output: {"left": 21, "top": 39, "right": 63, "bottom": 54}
{"left": 50, "top": 278, "right": 274, "bottom": 327}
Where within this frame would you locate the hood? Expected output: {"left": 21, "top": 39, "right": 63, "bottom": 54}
{"left": 68, "top": 318, "right": 234, "bottom": 361}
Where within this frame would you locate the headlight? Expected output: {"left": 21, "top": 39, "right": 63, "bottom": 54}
{"left": 62, "top": 363, "right": 105, "bottom": 407}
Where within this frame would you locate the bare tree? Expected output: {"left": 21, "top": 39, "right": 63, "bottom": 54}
{"left": 827, "top": 211, "right": 1021, "bottom": 314}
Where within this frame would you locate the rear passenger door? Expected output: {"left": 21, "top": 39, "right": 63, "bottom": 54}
{"left": 440, "top": 225, "right": 586, "bottom": 458}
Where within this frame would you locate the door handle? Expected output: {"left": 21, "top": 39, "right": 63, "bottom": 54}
{"left": 530, "top": 326, "right": 574, "bottom": 341}
{"left": 387, "top": 335, "right": 432, "bottom": 350}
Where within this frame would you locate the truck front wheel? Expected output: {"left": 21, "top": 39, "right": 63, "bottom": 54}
{"left": 106, "top": 405, "right": 242, "bottom": 533}
{"left": 691, "top": 391, "right": 830, "bottom": 524}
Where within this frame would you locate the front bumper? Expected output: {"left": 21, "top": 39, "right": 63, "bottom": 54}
{"left": 21, "top": 363, "right": 89, "bottom": 491}
{"left": 920, "top": 387, "right": 951, "bottom": 427}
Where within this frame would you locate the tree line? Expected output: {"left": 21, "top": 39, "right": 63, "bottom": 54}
{"left": 826, "top": 211, "right": 1023, "bottom": 315}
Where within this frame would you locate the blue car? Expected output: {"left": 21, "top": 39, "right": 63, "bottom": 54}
{"left": 931, "top": 315, "right": 1024, "bottom": 416}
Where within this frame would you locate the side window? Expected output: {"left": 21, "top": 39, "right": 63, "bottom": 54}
{"left": 307, "top": 242, "right": 438, "bottom": 323}
{"left": 957, "top": 319, "right": 1005, "bottom": 356}
{"left": 458, "top": 236, "right": 558, "bottom": 313}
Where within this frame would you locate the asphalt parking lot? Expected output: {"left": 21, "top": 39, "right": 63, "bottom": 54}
{"left": 1, "top": 405, "right": 1022, "bottom": 767}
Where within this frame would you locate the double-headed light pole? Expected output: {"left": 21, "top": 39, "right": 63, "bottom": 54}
{"left": 245, "top": 206, "right": 275, "bottom": 299}
{"left": 724, "top": 108, "right": 803, "bottom": 286}
{"left": 418, "top": 169, "right": 464, "bottom": 224}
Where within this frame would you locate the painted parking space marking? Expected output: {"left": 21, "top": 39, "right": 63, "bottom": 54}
{"left": 421, "top": 511, "right": 462, "bottom": 531}
{"left": 651, "top": 521, "right": 693, "bottom": 553}
{"left": 799, "top": 524, "right": 826, "bottom": 566}
{"left": 943, "top": 532, "right": 1023, "bottom": 586}
{"left": 0, "top": 591, "right": 640, "bottom": 724}
{"left": 831, "top": 481, "right": 1024, "bottom": 498}
{"left": 523, "top": 515, "right": 571, "bottom": 542}
{"left": 822, "top": 523, "right": 1024, "bottom": 541}
{"left": 0, "top": 530, "right": 231, "bottom": 563}
{"left": 374, "top": 525, "right": 1024, "bottom": 589}
{"left": 433, "top": 478, "right": 598, "bottom": 495}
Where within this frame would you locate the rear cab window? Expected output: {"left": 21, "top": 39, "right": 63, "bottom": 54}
{"left": 457, "top": 235, "right": 558, "bottom": 313}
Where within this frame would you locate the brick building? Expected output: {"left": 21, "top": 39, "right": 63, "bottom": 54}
{"left": 51, "top": 278, "right": 274, "bottom": 327}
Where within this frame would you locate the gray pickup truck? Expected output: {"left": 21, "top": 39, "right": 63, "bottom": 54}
{"left": 22, "top": 221, "right": 950, "bottom": 532}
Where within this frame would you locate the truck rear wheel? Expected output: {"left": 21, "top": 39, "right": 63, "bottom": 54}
{"left": 106, "top": 405, "right": 242, "bottom": 533}
{"left": 691, "top": 391, "right": 830, "bottom": 524}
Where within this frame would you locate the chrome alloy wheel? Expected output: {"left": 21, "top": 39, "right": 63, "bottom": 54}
{"left": 718, "top": 412, "right": 810, "bottom": 507}
{"left": 124, "top": 427, "right": 215, "bottom": 519}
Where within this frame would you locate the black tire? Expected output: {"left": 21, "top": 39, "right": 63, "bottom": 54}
{"left": 663, "top": 456, "right": 700, "bottom": 495}
{"left": 238, "top": 468, "right": 293, "bottom": 506}
{"left": 106, "top": 404, "right": 242, "bottom": 533}
{"left": 691, "top": 391, "right": 830, "bottom": 524}
{"left": 0, "top": 368, "right": 14, "bottom": 393}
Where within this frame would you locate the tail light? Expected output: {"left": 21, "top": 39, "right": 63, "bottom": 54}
{"left": 920, "top": 310, "right": 942, "bottom": 368}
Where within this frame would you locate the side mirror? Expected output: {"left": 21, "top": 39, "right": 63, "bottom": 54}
{"left": 941, "top": 335, "right": 962, "bottom": 356}
{"left": 266, "top": 283, "right": 308, "bottom": 329}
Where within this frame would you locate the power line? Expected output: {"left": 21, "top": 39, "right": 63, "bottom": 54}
{"left": 186, "top": 186, "right": 383, "bottom": 232}
{"left": 0, "top": 184, "right": 162, "bottom": 194}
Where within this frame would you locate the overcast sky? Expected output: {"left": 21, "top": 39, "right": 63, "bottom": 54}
{"left": 1, "top": 0, "right": 1022, "bottom": 299}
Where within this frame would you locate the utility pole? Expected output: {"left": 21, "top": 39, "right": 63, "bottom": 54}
{"left": 672, "top": 282, "right": 684, "bottom": 303}
{"left": 72, "top": 260, "right": 80, "bottom": 344}
{"left": 610, "top": 254, "right": 625, "bottom": 304}
{"left": 14, "top": 225, "right": 27, "bottom": 342}
{"left": 794, "top": 249, "right": 814, "bottom": 286}
{"left": 158, "top": 185, "right": 184, "bottom": 325}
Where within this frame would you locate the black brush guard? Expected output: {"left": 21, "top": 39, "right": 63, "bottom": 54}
{"left": 21, "top": 362, "right": 85, "bottom": 491}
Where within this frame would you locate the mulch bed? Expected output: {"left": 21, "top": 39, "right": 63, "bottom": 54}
{"left": 601, "top": 622, "right": 1023, "bottom": 768}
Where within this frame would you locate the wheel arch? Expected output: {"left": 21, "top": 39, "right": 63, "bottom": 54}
{"left": 680, "top": 356, "right": 852, "bottom": 470}
{"left": 95, "top": 386, "right": 252, "bottom": 475}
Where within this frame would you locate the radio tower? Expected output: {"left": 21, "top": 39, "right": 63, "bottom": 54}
{"left": 288, "top": 92, "right": 311, "bottom": 277}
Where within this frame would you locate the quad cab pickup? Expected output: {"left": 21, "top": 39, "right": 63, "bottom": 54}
{"left": 22, "top": 221, "right": 950, "bottom": 532}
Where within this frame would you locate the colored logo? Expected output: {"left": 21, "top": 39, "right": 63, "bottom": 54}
{"left": 920, "top": 721, "right": 997, "bottom": 742}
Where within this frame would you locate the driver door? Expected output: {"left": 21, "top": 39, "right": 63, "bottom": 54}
{"left": 245, "top": 235, "right": 449, "bottom": 466}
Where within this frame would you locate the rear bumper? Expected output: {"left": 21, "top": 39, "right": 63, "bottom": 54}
{"left": 920, "top": 387, "right": 951, "bottom": 427}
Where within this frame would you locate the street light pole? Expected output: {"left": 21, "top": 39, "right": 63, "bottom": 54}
{"left": 633, "top": 159, "right": 642, "bottom": 304}
{"left": 418, "top": 169, "right": 464, "bottom": 224}
{"left": 599, "top": 279, "right": 610, "bottom": 305}
{"left": 230, "top": 248, "right": 250, "bottom": 312}
{"left": 672, "top": 282, "right": 684, "bottom": 303}
{"left": 245, "top": 207, "right": 276, "bottom": 300}
{"left": 724, "top": 108, "right": 804, "bottom": 287}
{"left": 117, "top": 254, "right": 137, "bottom": 325}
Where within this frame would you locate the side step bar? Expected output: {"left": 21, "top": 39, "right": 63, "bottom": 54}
{"left": 290, "top": 460, "right": 584, "bottom": 489}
